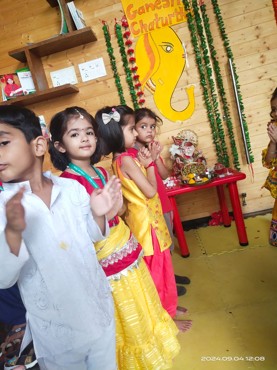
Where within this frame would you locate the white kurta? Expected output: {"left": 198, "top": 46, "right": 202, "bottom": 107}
{"left": 0, "top": 172, "right": 114, "bottom": 358}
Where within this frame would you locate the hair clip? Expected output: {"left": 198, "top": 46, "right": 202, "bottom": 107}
{"left": 102, "top": 109, "right": 120, "bottom": 124}
{"left": 75, "top": 109, "right": 84, "bottom": 119}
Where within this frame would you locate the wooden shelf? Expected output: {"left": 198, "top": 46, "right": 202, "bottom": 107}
{"left": 0, "top": 85, "right": 79, "bottom": 106}
{"left": 9, "top": 27, "right": 97, "bottom": 63}
{"left": 2, "top": 0, "right": 97, "bottom": 107}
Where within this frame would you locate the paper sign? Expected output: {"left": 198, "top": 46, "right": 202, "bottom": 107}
{"left": 78, "top": 58, "right": 107, "bottom": 82}
{"left": 50, "top": 66, "right": 78, "bottom": 87}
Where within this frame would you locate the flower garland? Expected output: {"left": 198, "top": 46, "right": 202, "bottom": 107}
{"left": 191, "top": 0, "right": 229, "bottom": 168}
{"left": 101, "top": 21, "right": 126, "bottom": 105}
{"left": 182, "top": 0, "right": 226, "bottom": 166}
{"left": 200, "top": 2, "right": 240, "bottom": 170}
{"left": 273, "top": 0, "right": 277, "bottom": 23}
{"left": 121, "top": 16, "right": 145, "bottom": 106}
{"left": 211, "top": 0, "right": 254, "bottom": 165}
{"left": 115, "top": 22, "right": 139, "bottom": 109}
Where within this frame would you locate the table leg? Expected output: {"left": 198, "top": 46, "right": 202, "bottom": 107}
{"left": 228, "top": 182, "right": 248, "bottom": 246}
{"left": 216, "top": 185, "right": 232, "bottom": 226}
{"left": 169, "top": 196, "right": 190, "bottom": 257}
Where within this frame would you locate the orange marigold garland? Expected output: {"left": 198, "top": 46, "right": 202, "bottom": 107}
{"left": 121, "top": 16, "right": 145, "bottom": 106}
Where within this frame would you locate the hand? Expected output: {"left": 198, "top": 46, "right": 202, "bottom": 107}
{"left": 148, "top": 141, "right": 163, "bottom": 161}
{"left": 90, "top": 176, "right": 122, "bottom": 216}
{"left": 5, "top": 188, "right": 26, "bottom": 234}
{"left": 137, "top": 147, "right": 153, "bottom": 168}
{"left": 267, "top": 122, "right": 277, "bottom": 143}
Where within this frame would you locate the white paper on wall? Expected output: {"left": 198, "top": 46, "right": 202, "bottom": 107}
{"left": 50, "top": 66, "right": 78, "bottom": 87}
{"left": 78, "top": 58, "right": 107, "bottom": 82}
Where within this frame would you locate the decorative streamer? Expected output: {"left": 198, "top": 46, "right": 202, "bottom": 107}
{"left": 211, "top": 0, "right": 254, "bottom": 165}
{"left": 182, "top": 0, "right": 225, "bottom": 165}
{"left": 273, "top": 0, "right": 277, "bottom": 23}
{"left": 121, "top": 16, "right": 145, "bottom": 106}
{"left": 102, "top": 21, "right": 126, "bottom": 105}
{"left": 115, "top": 21, "right": 139, "bottom": 109}
{"left": 200, "top": 3, "right": 240, "bottom": 170}
{"left": 191, "top": 0, "right": 229, "bottom": 167}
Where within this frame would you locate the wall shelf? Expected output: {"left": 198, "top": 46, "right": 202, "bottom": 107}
{"left": 0, "top": 85, "right": 79, "bottom": 106}
{"left": 1, "top": 0, "right": 96, "bottom": 107}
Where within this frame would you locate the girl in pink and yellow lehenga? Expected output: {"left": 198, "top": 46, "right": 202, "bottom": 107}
{"left": 48, "top": 106, "right": 180, "bottom": 369}
{"left": 95, "top": 105, "right": 191, "bottom": 333}
{"left": 262, "top": 87, "right": 277, "bottom": 246}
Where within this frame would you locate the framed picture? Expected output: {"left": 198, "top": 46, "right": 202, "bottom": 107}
{"left": 0, "top": 73, "right": 25, "bottom": 101}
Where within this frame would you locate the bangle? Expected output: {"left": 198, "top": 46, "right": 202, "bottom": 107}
{"left": 145, "top": 161, "right": 155, "bottom": 169}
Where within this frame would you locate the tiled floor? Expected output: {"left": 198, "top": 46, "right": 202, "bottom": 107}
{"left": 171, "top": 214, "right": 277, "bottom": 370}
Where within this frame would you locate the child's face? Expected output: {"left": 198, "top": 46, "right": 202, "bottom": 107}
{"left": 135, "top": 116, "right": 157, "bottom": 145}
{"left": 0, "top": 123, "right": 37, "bottom": 183}
{"left": 122, "top": 115, "right": 138, "bottom": 149}
{"left": 270, "top": 96, "right": 277, "bottom": 122}
{"left": 59, "top": 117, "right": 97, "bottom": 161}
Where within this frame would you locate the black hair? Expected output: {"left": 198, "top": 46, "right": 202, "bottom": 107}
{"left": 134, "top": 107, "right": 163, "bottom": 127}
{"left": 0, "top": 105, "right": 42, "bottom": 142}
{"left": 95, "top": 105, "right": 134, "bottom": 155}
{"left": 48, "top": 106, "right": 101, "bottom": 171}
{"left": 271, "top": 88, "right": 277, "bottom": 102}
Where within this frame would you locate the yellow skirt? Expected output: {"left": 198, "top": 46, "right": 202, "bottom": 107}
{"left": 95, "top": 219, "right": 180, "bottom": 369}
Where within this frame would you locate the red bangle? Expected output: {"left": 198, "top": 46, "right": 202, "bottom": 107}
{"left": 146, "top": 161, "right": 155, "bottom": 169}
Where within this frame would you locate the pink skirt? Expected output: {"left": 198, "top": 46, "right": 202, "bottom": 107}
{"left": 144, "top": 227, "right": 178, "bottom": 317}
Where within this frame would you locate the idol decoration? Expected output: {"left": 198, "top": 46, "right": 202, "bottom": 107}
{"left": 169, "top": 130, "right": 209, "bottom": 185}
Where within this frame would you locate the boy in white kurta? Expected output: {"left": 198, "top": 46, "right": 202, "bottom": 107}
{"left": 0, "top": 105, "right": 121, "bottom": 370}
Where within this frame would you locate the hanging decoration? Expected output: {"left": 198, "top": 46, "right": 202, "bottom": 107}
{"left": 115, "top": 21, "right": 139, "bottom": 109}
{"left": 182, "top": 0, "right": 226, "bottom": 166}
{"left": 121, "top": 16, "right": 145, "bottom": 106}
{"left": 273, "top": 0, "right": 277, "bottom": 23}
{"left": 211, "top": 0, "right": 254, "bottom": 166}
{"left": 102, "top": 21, "right": 126, "bottom": 105}
{"left": 200, "top": 3, "right": 240, "bottom": 170}
{"left": 191, "top": 0, "right": 229, "bottom": 168}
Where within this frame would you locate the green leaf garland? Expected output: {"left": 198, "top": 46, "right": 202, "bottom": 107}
{"left": 191, "top": 0, "right": 229, "bottom": 167}
{"left": 200, "top": 3, "right": 240, "bottom": 170}
{"left": 211, "top": 0, "right": 254, "bottom": 164}
{"left": 102, "top": 21, "right": 126, "bottom": 105}
{"left": 182, "top": 0, "right": 225, "bottom": 165}
{"left": 115, "top": 22, "right": 139, "bottom": 109}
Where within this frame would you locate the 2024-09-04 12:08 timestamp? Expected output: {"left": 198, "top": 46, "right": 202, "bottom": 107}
{"left": 201, "top": 356, "right": 265, "bottom": 361}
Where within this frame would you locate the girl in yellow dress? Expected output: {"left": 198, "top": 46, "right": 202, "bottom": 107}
{"left": 48, "top": 106, "right": 180, "bottom": 369}
{"left": 95, "top": 105, "right": 191, "bottom": 333}
{"left": 262, "top": 87, "right": 277, "bottom": 246}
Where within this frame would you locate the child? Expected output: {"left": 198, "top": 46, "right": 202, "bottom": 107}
{"left": 0, "top": 105, "right": 121, "bottom": 370}
{"left": 262, "top": 87, "right": 277, "bottom": 246}
{"left": 133, "top": 107, "right": 191, "bottom": 295}
{"left": 95, "top": 105, "right": 192, "bottom": 332}
{"left": 48, "top": 106, "right": 181, "bottom": 369}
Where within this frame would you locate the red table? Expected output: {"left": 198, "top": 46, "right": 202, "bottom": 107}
{"left": 166, "top": 170, "right": 248, "bottom": 257}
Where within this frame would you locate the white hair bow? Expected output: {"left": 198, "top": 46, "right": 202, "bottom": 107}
{"left": 102, "top": 110, "right": 120, "bottom": 125}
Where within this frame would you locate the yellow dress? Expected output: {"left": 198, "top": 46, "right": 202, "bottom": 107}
{"left": 95, "top": 218, "right": 180, "bottom": 369}
{"left": 112, "top": 154, "right": 172, "bottom": 256}
{"left": 262, "top": 148, "right": 277, "bottom": 245}
{"left": 61, "top": 170, "right": 180, "bottom": 369}
{"left": 112, "top": 153, "right": 178, "bottom": 318}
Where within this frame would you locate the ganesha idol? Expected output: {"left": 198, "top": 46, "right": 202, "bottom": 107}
{"left": 169, "top": 130, "right": 208, "bottom": 183}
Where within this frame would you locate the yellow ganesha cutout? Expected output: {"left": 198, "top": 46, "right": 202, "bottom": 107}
{"left": 135, "top": 27, "right": 195, "bottom": 122}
